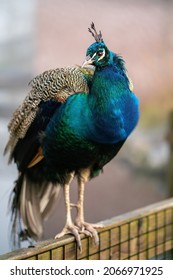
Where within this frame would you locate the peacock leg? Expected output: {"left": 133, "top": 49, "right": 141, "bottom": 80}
{"left": 55, "top": 173, "right": 82, "bottom": 249}
{"left": 75, "top": 169, "right": 103, "bottom": 245}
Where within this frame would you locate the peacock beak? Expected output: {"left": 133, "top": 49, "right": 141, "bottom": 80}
{"left": 82, "top": 55, "right": 94, "bottom": 68}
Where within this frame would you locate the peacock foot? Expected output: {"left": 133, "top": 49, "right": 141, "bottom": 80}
{"left": 55, "top": 223, "right": 82, "bottom": 250}
{"left": 55, "top": 221, "right": 103, "bottom": 250}
{"left": 75, "top": 220, "right": 103, "bottom": 245}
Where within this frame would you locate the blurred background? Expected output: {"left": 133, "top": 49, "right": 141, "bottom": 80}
{"left": 0, "top": 0, "right": 173, "bottom": 254}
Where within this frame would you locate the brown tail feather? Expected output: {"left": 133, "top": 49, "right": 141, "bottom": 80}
{"left": 11, "top": 173, "right": 61, "bottom": 246}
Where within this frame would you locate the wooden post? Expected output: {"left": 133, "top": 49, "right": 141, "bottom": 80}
{"left": 166, "top": 111, "right": 173, "bottom": 197}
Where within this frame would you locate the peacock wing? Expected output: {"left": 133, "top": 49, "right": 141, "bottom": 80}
{"left": 4, "top": 66, "right": 93, "bottom": 161}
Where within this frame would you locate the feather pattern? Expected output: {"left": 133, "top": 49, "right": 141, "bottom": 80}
{"left": 5, "top": 66, "right": 93, "bottom": 162}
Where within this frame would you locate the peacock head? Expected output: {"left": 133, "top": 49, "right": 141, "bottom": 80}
{"left": 82, "top": 22, "right": 114, "bottom": 68}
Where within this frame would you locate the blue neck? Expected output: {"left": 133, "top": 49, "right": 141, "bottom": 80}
{"left": 87, "top": 65, "right": 139, "bottom": 144}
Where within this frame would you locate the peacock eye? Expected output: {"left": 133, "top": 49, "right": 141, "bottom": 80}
{"left": 97, "top": 51, "right": 103, "bottom": 57}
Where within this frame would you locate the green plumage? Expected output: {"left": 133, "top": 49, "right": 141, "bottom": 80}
{"left": 5, "top": 66, "right": 94, "bottom": 162}
{"left": 5, "top": 23, "right": 139, "bottom": 249}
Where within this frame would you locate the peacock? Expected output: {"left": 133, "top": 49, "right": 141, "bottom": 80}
{"left": 5, "top": 23, "right": 139, "bottom": 250}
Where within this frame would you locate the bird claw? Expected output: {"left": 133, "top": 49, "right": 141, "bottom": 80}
{"left": 80, "top": 229, "right": 93, "bottom": 238}
{"left": 55, "top": 222, "right": 103, "bottom": 250}
{"left": 76, "top": 221, "right": 103, "bottom": 245}
{"left": 81, "top": 223, "right": 99, "bottom": 245}
{"left": 55, "top": 223, "right": 82, "bottom": 250}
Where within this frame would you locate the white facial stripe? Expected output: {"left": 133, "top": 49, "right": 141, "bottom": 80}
{"left": 98, "top": 49, "right": 105, "bottom": 61}
{"left": 91, "top": 53, "right": 97, "bottom": 60}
